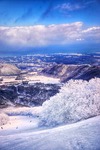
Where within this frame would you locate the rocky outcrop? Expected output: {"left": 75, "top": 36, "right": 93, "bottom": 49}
{"left": 0, "top": 83, "right": 60, "bottom": 107}
{"left": 0, "top": 63, "right": 21, "bottom": 76}
{"left": 41, "top": 64, "right": 100, "bottom": 82}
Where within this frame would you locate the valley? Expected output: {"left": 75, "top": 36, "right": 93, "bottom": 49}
{"left": 0, "top": 53, "right": 100, "bottom": 150}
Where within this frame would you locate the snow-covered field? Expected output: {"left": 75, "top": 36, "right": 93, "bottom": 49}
{"left": 0, "top": 74, "right": 60, "bottom": 85}
{"left": 0, "top": 78, "right": 100, "bottom": 150}
{"left": 28, "top": 75, "right": 60, "bottom": 84}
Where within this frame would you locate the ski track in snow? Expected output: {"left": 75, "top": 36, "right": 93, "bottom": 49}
{"left": 0, "top": 115, "right": 100, "bottom": 150}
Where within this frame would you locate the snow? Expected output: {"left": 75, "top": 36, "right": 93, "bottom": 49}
{"left": 28, "top": 75, "right": 60, "bottom": 84}
{"left": 3, "top": 106, "right": 43, "bottom": 117}
{"left": 0, "top": 78, "right": 100, "bottom": 150}
{"left": 0, "top": 74, "right": 60, "bottom": 85}
{"left": 0, "top": 63, "right": 20, "bottom": 76}
{"left": 0, "top": 113, "right": 9, "bottom": 126}
{"left": 0, "top": 114, "right": 100, "bottom": 150}
{"left": 0, "top": 116, "right": 39, "bottom": 135}
{"left": 39, "top": 78, "right": 100, "bottom": 126}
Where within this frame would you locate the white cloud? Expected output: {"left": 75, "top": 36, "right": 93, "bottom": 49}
{"left": 55, "top": 3, "right": 85, "bottom": 11}
{"left": 55, "top": 1, "right": 96, "bottom": 12}
{"left": 76, "top": 38, "right": 84, "bottom": 41}
{"left": 0, "top": 22, "right": 100, "bottom": 49}
{"left": 82, "top": 27, "right": 100, "bottom": 42}
{"left": 82, "top": 27, "right": 100, "bottom": 33}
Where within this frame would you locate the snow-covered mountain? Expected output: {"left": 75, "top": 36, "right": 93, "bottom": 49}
{"left": 0, "top": 63, "right": 21, "bottom": 76}
{"left": 42, "top": 64, "right": 100, "bottom": 82}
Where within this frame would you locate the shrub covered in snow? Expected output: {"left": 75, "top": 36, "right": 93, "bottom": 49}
{"left": 39, "top": 78, "right": 100, "bottom": 126}
{"left": 0, "top": 113, "right": 9, "bottom": 126}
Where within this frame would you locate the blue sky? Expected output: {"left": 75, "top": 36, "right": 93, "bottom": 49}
{"left": 0, "top": 0, "right": 100, "bottom": 55}
{"left": 0, "top": 0, "right": 100, "bottom": 26}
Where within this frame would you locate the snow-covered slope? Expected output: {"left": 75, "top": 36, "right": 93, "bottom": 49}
{"left": 0, "top": 83, "right": 60, "bottom": 107}
{"left": 0, "top": 63, "right": 21, "bottom": 76}
{"left": 42, "top": 64, "right": 100, "bottom": 82}
{"left": 0, "top": 114, "right": 100, "bottom": 150}
{"left": 0, "top": 113, "right": 9, "bottom": 126}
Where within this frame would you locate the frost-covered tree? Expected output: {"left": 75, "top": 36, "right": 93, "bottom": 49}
{"left": 39, "top": 78, "right": 100, "bottom": 127}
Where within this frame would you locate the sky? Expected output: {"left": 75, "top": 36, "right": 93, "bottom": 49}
{"left": 0, "top": 0, "right": 100, "bottom": 55}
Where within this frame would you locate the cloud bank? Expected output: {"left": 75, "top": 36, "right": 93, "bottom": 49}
{"left": 0, "top": 22, "right": 100, "bottom": 50}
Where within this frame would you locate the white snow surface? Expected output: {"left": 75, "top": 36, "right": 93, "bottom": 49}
{"left": 0, "top": 113, "right": 9, "bottom": 126}
{"left": 3, "top": 106, "right": 43, "bottom": 117}
{"left": 0, "top": 114, "right": 100, "bottom": 150}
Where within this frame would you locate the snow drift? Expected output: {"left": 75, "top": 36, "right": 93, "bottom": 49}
{"left": 39, "top": 78, "right": 100, "bottom": 126}
{"left": 3, "top": 106, "right": 42, "bottom": 117}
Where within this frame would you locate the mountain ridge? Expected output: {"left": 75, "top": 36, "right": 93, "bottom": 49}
{"left": 41, "top": 64, "right": 100, "bottom": 82}
{"left": 0, "top": 63, "right": 21, "bottom": 76}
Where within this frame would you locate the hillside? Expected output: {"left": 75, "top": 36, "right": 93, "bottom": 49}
{"left": 0, "top": 63, "right": 21, "bottom": 76}
{"left": 41, "top": 64, "right": 100, "bottom": 82}
{"left": 0, "top": 83, "right": 60, "bottom": 108}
